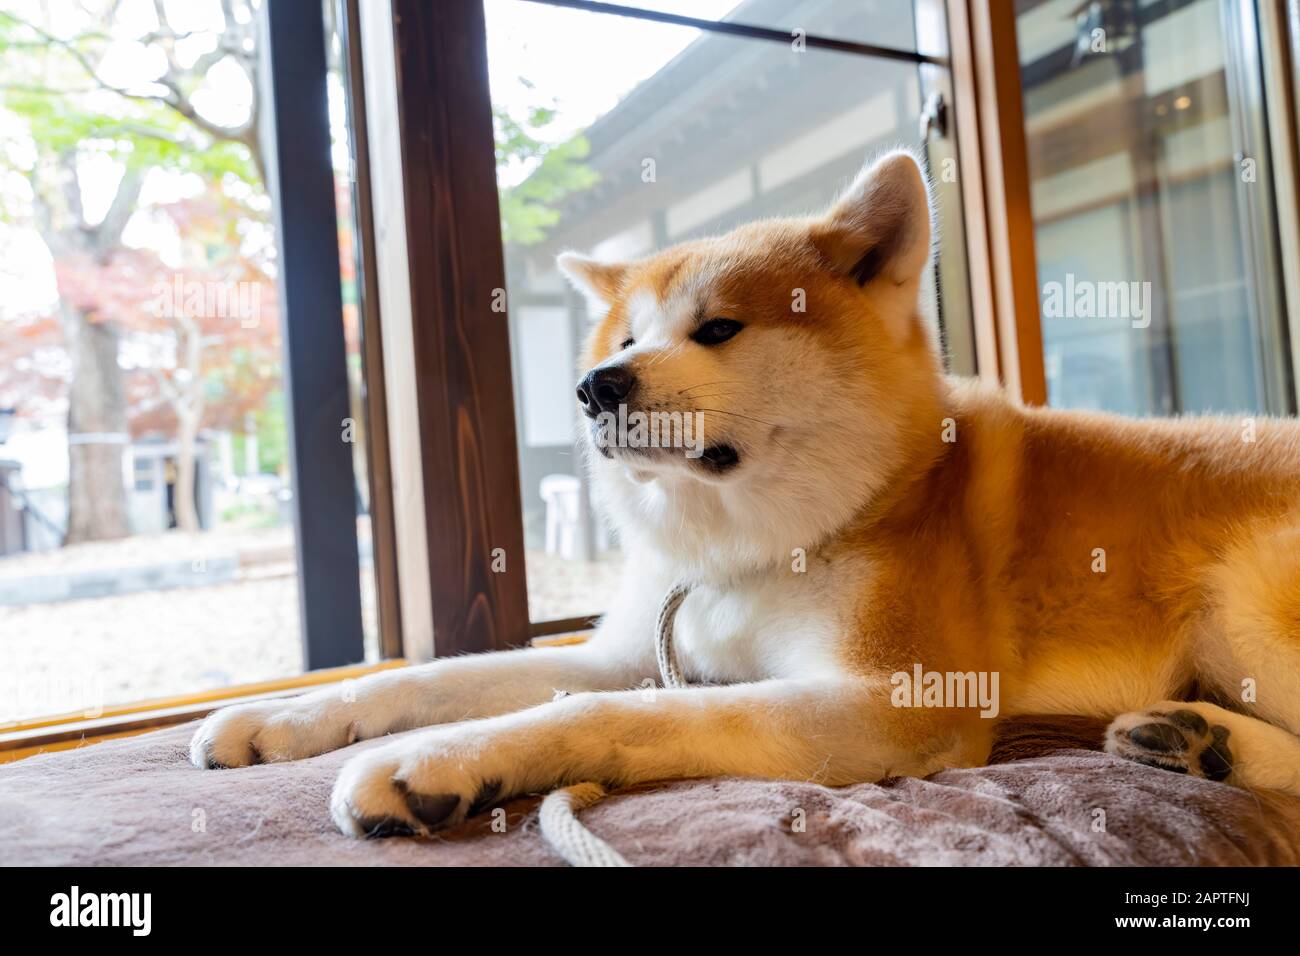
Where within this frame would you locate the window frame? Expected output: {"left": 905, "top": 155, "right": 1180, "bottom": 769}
{"left": 946, "top": 0, "right": 1047, "bottom": 405}
{"left": 1258, "top": 0, "right": 1300, "bottom": 412}
{"left": 260, "top": 0, "right": 368, "bottom": 669}
{"left": 338, "top": 0, "right": 404, "bottom": 659}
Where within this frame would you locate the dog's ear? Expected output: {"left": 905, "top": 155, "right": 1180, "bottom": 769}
{"left": 809, "top": 150, "right": 933, "bottom": 287}
{"left": 557, "top": 252, "right": 628, "bottom": 310}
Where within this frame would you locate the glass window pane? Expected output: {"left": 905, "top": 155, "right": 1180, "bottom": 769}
{"left": 611, "top": 0, "right": 919, "bottom": 51}
{"left": 0, "top": 0, "right": 374, "bottom": 722}
{"left": 485, "top": 0, "right": 944, "bottom": 622}
{"left": 1017, "top": 0, "right": 1292, "bottom": 415}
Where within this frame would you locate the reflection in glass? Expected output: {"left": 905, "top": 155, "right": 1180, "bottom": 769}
{"left": 1017, "top": 0, "right": 1291, "bottom": 415}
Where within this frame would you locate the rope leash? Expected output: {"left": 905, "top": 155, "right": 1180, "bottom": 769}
{"left": 539, "top": 581, "right": 693, "bottom": 867}
{"left": 537, "top": 782, "right": 631, "bottom": 867}
{"left": 653, "top": 580, "right": 693, "bottom": 691}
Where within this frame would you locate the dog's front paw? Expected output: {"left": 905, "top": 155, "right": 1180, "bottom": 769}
{"left": 1105, "top": 705, "right": 1233, "bottom": 782}
{"left": 330, "top": 732, "right": 507, "bottom": 839}
{"left": 190, "top": 696, "right": 354, "bottom": 769}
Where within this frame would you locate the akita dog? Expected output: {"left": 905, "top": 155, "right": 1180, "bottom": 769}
{"left": 191, "top": 150, "right": 1300, "bottom": 838}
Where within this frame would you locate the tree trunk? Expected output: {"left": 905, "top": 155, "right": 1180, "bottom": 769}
{"left": 174, "top": 407, "right": 201, "bottom": 533}
{"left": 171, "top": 318, "right": 206, "bottom": 533}
{"left": 38, "top": 161, "right": 142, "bottom": 546}
{"left": 62, "top": 304, "right": 130, "bottom": 544}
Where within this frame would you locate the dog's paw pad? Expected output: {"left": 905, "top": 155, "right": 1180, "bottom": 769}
{"left": 1197, "top": 725, "right": 1233, "bottom": 781}
{"left": 468, "top": 778, "right": 503, "bottom": 817}
{"left": 356, "top": 814, "right": 417, "bottom": 839}
{"left": 331, "top": 740, "right": 513, "bottom": 839}
{"left": 403, "top": 789, "right": 463, "bottom": 830}
{"left": 1105, "top": 707, "right": 1233, "bottom": 782}
{"left": 1128, "top": 721, "right": 1189, "bottom": 753}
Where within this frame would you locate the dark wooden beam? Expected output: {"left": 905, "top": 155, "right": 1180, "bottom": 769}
{"left": 387, "top": 0, "right": 531, "bottom": 655}
{"left": 260, "top": 0, "right": 365, "bottom": 668}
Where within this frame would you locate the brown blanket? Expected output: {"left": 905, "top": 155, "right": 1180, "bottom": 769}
{"left": 3, "top": 715, "right": 1299, "bottom": 866}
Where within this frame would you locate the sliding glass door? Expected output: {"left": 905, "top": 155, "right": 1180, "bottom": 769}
{"left": 1016, "top": 0, "right": 1293, "bottom": 415}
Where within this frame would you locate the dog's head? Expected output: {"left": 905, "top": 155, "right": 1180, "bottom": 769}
{"left": 559, "top": 150, "right": 945, "bottom": 575}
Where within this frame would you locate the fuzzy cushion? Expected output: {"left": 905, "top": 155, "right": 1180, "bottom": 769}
{"left": 3, "top": 715, "right": 1299, "bottom": 866}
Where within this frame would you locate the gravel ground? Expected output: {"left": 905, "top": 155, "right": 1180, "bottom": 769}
{"left": 0, "top": 528, "right": 622, "bottom": 723}
{"left": 526, "top": 549, "right": 623, "bottom": 623}
{"left": 1, "top": 573, "right": 315, "bottom": 724}
{"left": 0, "top": 526, "right": 296, "bottom": 580}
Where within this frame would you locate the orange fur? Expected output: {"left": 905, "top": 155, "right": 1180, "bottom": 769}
{"left": 572, "top": 153, "right": 1300, "bottom": 775}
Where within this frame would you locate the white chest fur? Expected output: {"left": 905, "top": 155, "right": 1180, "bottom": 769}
{"left": 670, "top": 568, "right": 845, "bottom": 683}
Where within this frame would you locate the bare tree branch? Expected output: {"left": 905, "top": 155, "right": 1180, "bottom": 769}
{"left": 0, "top": 83, "right": 99, "bottom": 95}
{"left": 93, "top": 167, "right": 143, "bottom": 257}
{"left": 146, "top": 365, "right": 182, "bottom": 406}
{"left": 2, "top": 8, "right": 261, "bottom": 171}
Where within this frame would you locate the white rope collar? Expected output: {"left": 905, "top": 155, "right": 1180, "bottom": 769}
{"left": 539, "top": 581, "right": 695, "bottom": 867}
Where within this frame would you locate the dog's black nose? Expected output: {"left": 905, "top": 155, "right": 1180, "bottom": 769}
{"left": 576, "top": 366, "right": 636, "bottom": 417}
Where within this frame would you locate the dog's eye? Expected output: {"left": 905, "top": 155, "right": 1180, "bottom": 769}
{"left": 619, "top": 337, "right": 635, "bottom": 350}
{"left": 691, "top": 318, "right": 743, "bottom": 346}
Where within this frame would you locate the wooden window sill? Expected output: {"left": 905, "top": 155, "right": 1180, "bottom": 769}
{"left": 3, "top": 632, "right": 592, "bottom": 763}
{"left": 0, "top": 660, "right": 407, "bottom": 764}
